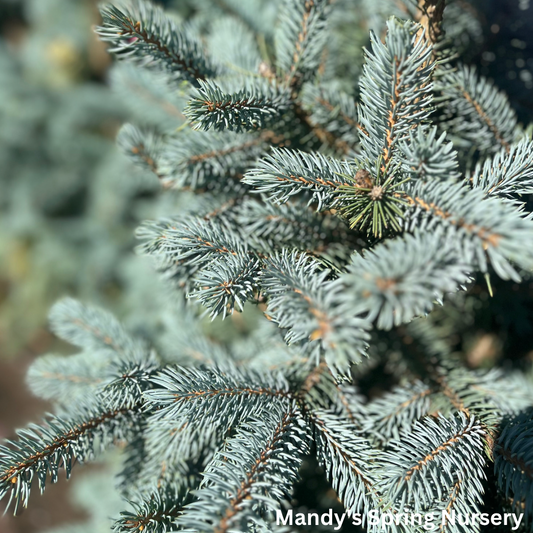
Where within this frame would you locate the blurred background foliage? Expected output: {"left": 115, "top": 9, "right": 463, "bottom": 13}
{"left": 0, "top": 0, "right": 163, "bottom": 530}
{"left": 0, "top": 0, "right": 151, "bottom": 360}
{"left": 0, "top": 0, "right": 532, "bottom": 532}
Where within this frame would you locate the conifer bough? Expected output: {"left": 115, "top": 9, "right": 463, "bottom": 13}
{"left": 2, "top": 0, "right": 533, "bottom": 531}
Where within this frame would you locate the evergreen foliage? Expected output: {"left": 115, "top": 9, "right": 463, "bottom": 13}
{"left": 2, "top": 0, "right": 533, "bottom": 532}
{"left": 0, "top": 0, "right": 182, "bottom": 357}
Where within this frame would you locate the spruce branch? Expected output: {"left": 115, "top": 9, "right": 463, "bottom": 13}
{"left": 188, "top": 254, "right": 260, "bottom": 319}
{"left": 361, "top": 0, "right": 418, "bottom": 42}
{"left": 403, "top": 180, "right": 533, "bottom": 281}
{"left": 377, "top": 413, "right": 486, "bottom": 512}
{"left": 276, "top": 0, "right": 332, "bottom": 91}
{"left": 178, "top": 404, "right": 309, "bottom": 533}
{"left": 145, "top": 366, "right": 292, "bottom": 423}
{"left": 334, "top": 383, "right": 367, "bottom": 427}
{"left": 118, "top": 124, "right": 166, "bottom": 182}
{"left": 358, "top": 18, "right": 434, "bottom": 174}
{"left": 140, "top": 417, "right": 222, "bottom": 483}
{"left": 117, "top": 423, "right": 149, "bottom": 498}
{"left": 403, "top": 341, "right": 533, "bottom": 435}
{"left": 200, "top": 0, "right": 281, "bottom": 40}
{"left": 405, "top": 352, "right": 517, "bottom": 432}
{"left": 137, "top": 217, "right": 247, "bottom": 268}
{"left": 336, "top": 229, "right": 471, "bottom": 330}
{"left": 48, "top": 298, "right": 149, "bottom": 361}
{"left": 236, "top": 198, "right": 339, "bottom": 254}
{"left": 109, "top": 63, "right": 186, "bottom": 126}
{"left": 311, "top": 409, "right": 378, "bottom": 519}
{"left": 137, "top": 217, "right": 260, "bottom": 296}
{"left": 426, "top": 363, "right": 472, "bottom": 419}
{"left": 441, "top": 366, "right": 491, "bottom": 419}
{"left": 185, "top": 80, "right": 290, "bottom": 132}
{"left": 335, "top": 162, "right": 410, "bottom": 237}
{"left": 434, "top": 477, "right": 478, "bottom": 533}
{"left": 391, "top": 324, "right": 500, "bottom": 424}
{"left": 97, "top": 0, "right": 216, "bottom": 86}
{"left": 157, "top": 312, "right": 234, "bottom": 367}
{"left": 397, "top": 126, "right": 460, "bottom": 183}
{"left": 467, "top": 369, "right": 533, "bottom": 416}
{"left": 26, "top": 352, "right": 108, "bottom": 405}
{"left": 157, "top": 130, "right": 266, "bottom": 192}
{"left": 243, "top": 147, "right": 353, "bottom": 209}
{"left": 0, "top": 404, "right": 142, "bottom": 514}
{"left": 494, "top": 410, "right": 533, "bottom": 524}
{"left": 261, "top": 251, "right": 371, "bottom": 369}
{"left": 363, "top": 381, "right": 432, "bottom": 443}
{"left": 113, "top": 486, "right": 190, "bottom": 533}
{"left": 290, "top": 361, "right": 364, "bottom": 417}
{"left": 469, "top": 137, "right": 533, "bottom": 200}
{"left": 437, "top": 65, "right": 520, "bottom": 156}
{"left": 207, "top": 17, "right": 263, "bottom": 75}
{"left": 300, "top": 83, "right": 360, "bottom": 153}
{"left": 103, "top": 356, "right": 160, "bottom": 409}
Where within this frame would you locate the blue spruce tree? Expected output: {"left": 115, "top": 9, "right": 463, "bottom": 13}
{"left": 2, "top": 0, "right": 533, "bottom": 532}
